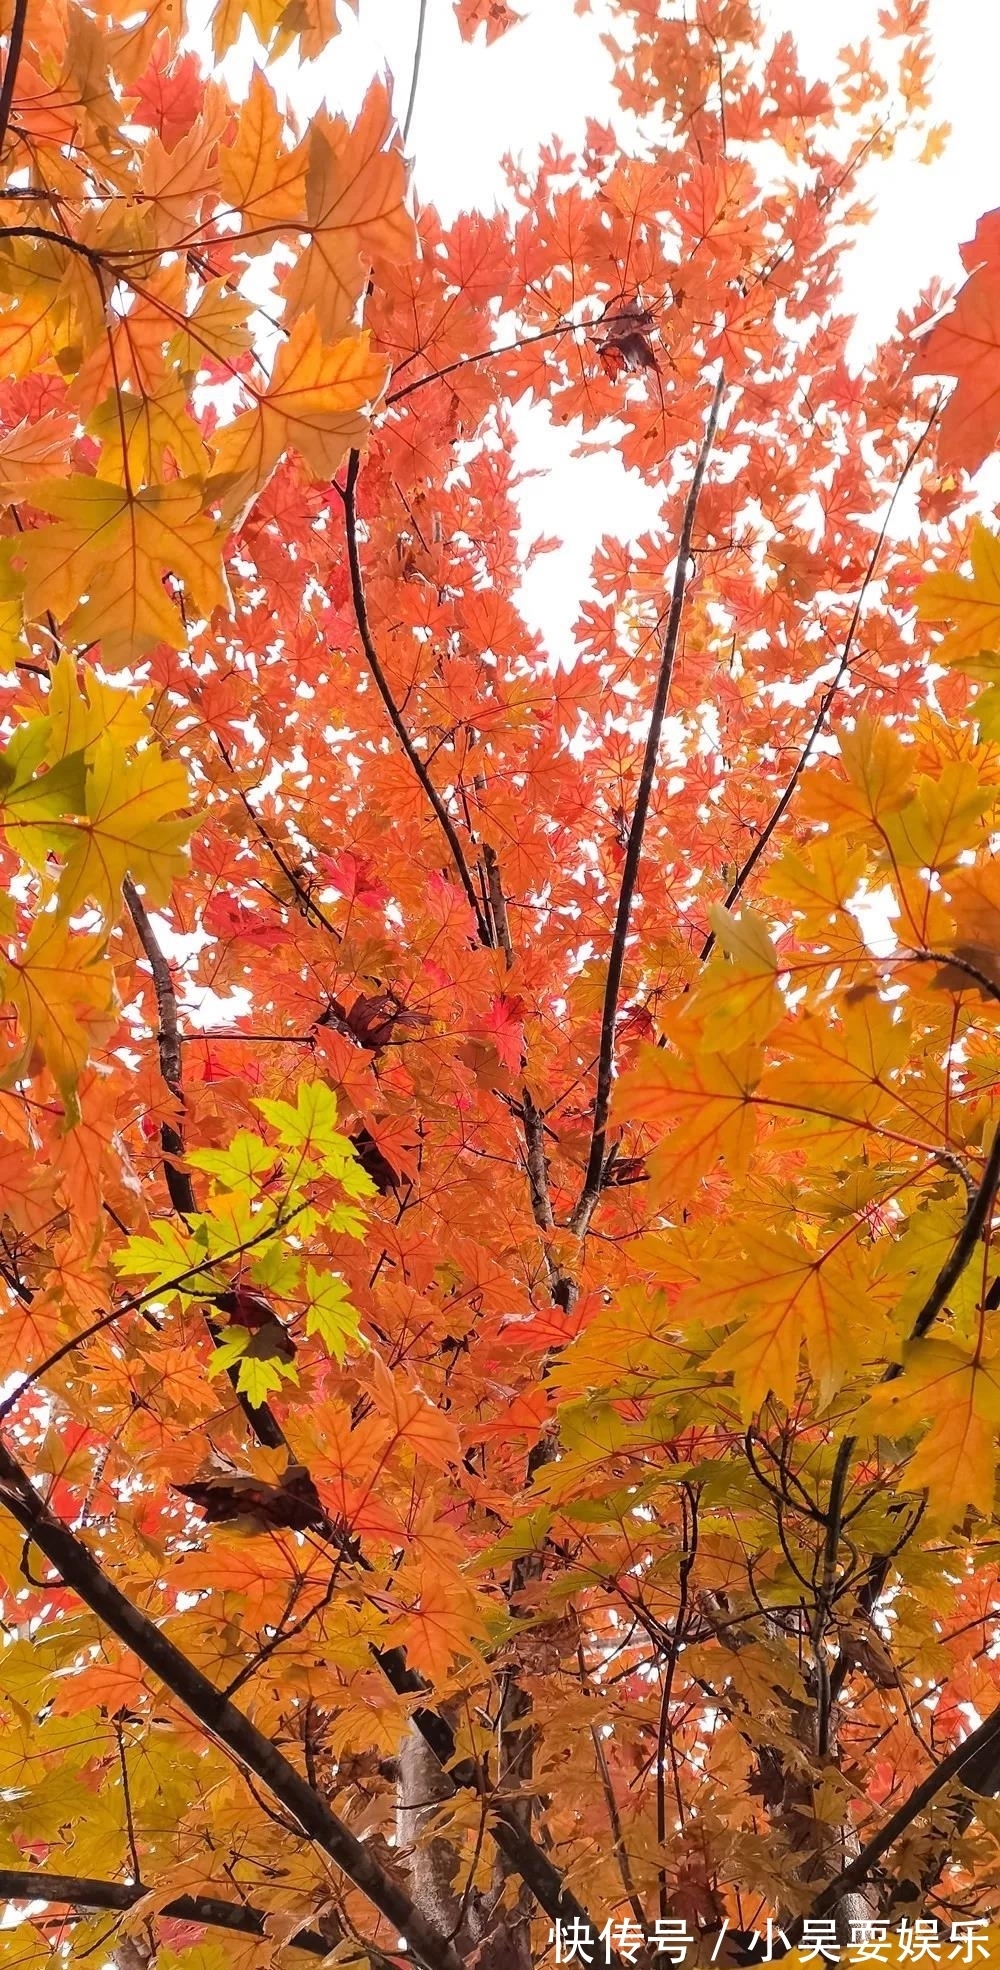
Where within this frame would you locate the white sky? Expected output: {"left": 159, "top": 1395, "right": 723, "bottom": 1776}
{"left": 230, "top": 0, "right": 1000, "bottom": 647}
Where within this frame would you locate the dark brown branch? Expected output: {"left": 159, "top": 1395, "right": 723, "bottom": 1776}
{"left": 386, "top": 321, "right": 578, "bottom": 408}
{"left": 824, "top": 1119, "right": 1000, "bottom": 1702}
{"left": 906, "top": 1120, "right": 1000, "bottom": 1346}
{"left": 0, "top": 1870, "right": 334, "bottom": 1958}
{"left": 342, "top": 452, "right": 493, "bottom": 945}
{"left": 0, "top": 0, "right": 28, "bottom": 159}
{"left": 571, "top": 368, "right": 725, "bottom": 1230}
{"left": 0, "top": 1439, "right": 464, "bottom": 1970}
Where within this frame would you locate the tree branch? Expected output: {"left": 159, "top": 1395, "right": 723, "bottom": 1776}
{"left": 401, "top": 0, "right": 427, "bottom": 141}
{"left": 0, "top": 1439, "right": 464, "bottom": 1970}
{"left": 0, "top": 1870, "right": 335, "bottom": 1959}
{"left": 123, "top": 877, "right": 196, "bottom": 1220}
{"left": 0, "top": 0, "right": 26, "bottom": 158}
{"left": 341, "top": 452, "right": 493, "bottom": 945}
{"left": 571, "top": 367, "right": 725, "bottom": 1231}
{"left": 824, "top": 1120, "right": 1000, "bottom": 1704}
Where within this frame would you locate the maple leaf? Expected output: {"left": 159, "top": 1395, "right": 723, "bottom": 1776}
{"left": 2, "top": 917, "right": 114, "bottom": 1116}
{"left": 174, "top": 1462, "right": 325, "bottom": 1533}
{"left": 211, "top": 0, "right": 288, "bottom": 57}
{"left": 857, "top": 1340, "right": 1000, "bottom": 1519}
{"left": 280, "top": 84, "right": 416, "bottom": 336}
{"left": 454, "top": 0, "right": 522, "bottom": 42}
{"left": 208, "top": 1325, "right": 299, "bottom": 1403}
{"left": 690, "top": 1227, "right": 893, "bottom": 1414}
{"left": 54, "top": 737, "right": 193, "bottom": 918}
{"left": 13, "top": 477, "right": 231, "bottom": 663}
{"left": 613, "top": 1039, "right": 762, "bottom": 1198}
{"left": 219, "top": 66, "right": 305, "bottom": 232}
{"left": 210, "top": 313, "right": 386, "bottom": 506}
{"left": 43, "top": 652, "right": 153, "bottom": 758}
{"left": 916, "top": 522, "right": 1000, "bottom": 672}
{"left": 691, "top": 905, "right": 783, "bottom": 1050}
{"left": 912, "top": 266, "right": 1000, "bottom": 473}
{"left": 303, "top": 1263, "right": 362, "bottom": 1360}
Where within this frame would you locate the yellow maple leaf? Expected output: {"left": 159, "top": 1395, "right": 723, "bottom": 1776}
{"left": 857, "top": 1338, "right": 1000, "bottom": 1518}
{"left": 281, "top": 84, "right": 416, "bottom": 338}
{"left": 614, "top": 1039, "right": 761, "bottom": 1200}
{"left": 169, "top": 280, "right": 254, "bottom": 376}
{"left": 761, "top": 997, "right": 912, "bottom": 1139}
{"left": 692, "top": 905, "right": 783, "bottom": 1050}
{"left": 800, "top": 714, "right": 913, "bottom": 833}
{"left": 42, "top": 651, "right": 152, "bottom": 760}
{"left": 88, "top": 385, "right": 209, "bottom": 486}
{"left": 0, "top": 233, "right": 82, "bottom": 381}
{"left": 2, "top": 916, "right": 115, "bottom": 1116}
{"left": 219, "top": 67, "right": 306, "bottom": 231}
{"left": 764, "top": 837, "right": 869, "bottom": 953}
{"left": 210, "top": 312, "right": 386, "bottom": 505}
{"left": 880, "top": 760, "right": 996, "bottom": 874}
{"left": 211, "top": 0, "right": 289, "bottom": 59}
{"left": 692, "top": 1228, "right": 892, "bottom": 1415}
{"left": 56, "top": 736, "right": 192, "bottom": 917}
{"left": 917, "top": 523, "right": 1000, "bottom": 673}
{"left": 14, "top": 476, "right": 230, "bottom": 664}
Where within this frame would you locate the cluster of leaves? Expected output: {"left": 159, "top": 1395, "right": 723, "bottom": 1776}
{"left": 6, "top": 0, "right": 1000, "bottom": 1967}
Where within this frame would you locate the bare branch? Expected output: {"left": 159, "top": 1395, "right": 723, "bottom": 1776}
{"left": 341, "top": 452, "right": 493, "bottom": 944}
{"left": 0, "top": 0, "right": 27, "bottom": 159}
{"left": 0, "top": 1869, "right": 338, "bottom": 1959}
{"left": 571, "top": 367, "right": 725, "bottom": 1231}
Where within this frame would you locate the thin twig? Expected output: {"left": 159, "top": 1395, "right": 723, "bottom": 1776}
{"left": 571, "top": 368, "right": 725, "bottom": 1231}
{"left": 699, "top": 399, "right": 940, "bottom": 961}
{"left": 341, "top": 452, "right": 492, "bottom": 944}
{"left": 0, "top": 1207, "right": 304, "bottom": 1428}
{"left": 402, "top": 0, "right": 428, "bottom": 141}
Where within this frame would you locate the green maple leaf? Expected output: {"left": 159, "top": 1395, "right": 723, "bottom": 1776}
{"left": 304, "top": 1264, "right": 363, "bottom": 1360}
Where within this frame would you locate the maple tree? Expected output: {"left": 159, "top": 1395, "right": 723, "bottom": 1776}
{"left": 7, "top": 0, "right": 1000, "bottom": 1964}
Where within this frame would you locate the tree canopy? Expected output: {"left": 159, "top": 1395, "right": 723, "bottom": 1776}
{"left": 4, "top": 1, "right": 1000, "bottom": 1967}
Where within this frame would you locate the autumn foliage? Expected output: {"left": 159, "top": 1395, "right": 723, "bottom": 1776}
{"left": 6, "top": 0, "right": 1000, "bottom": 1965}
